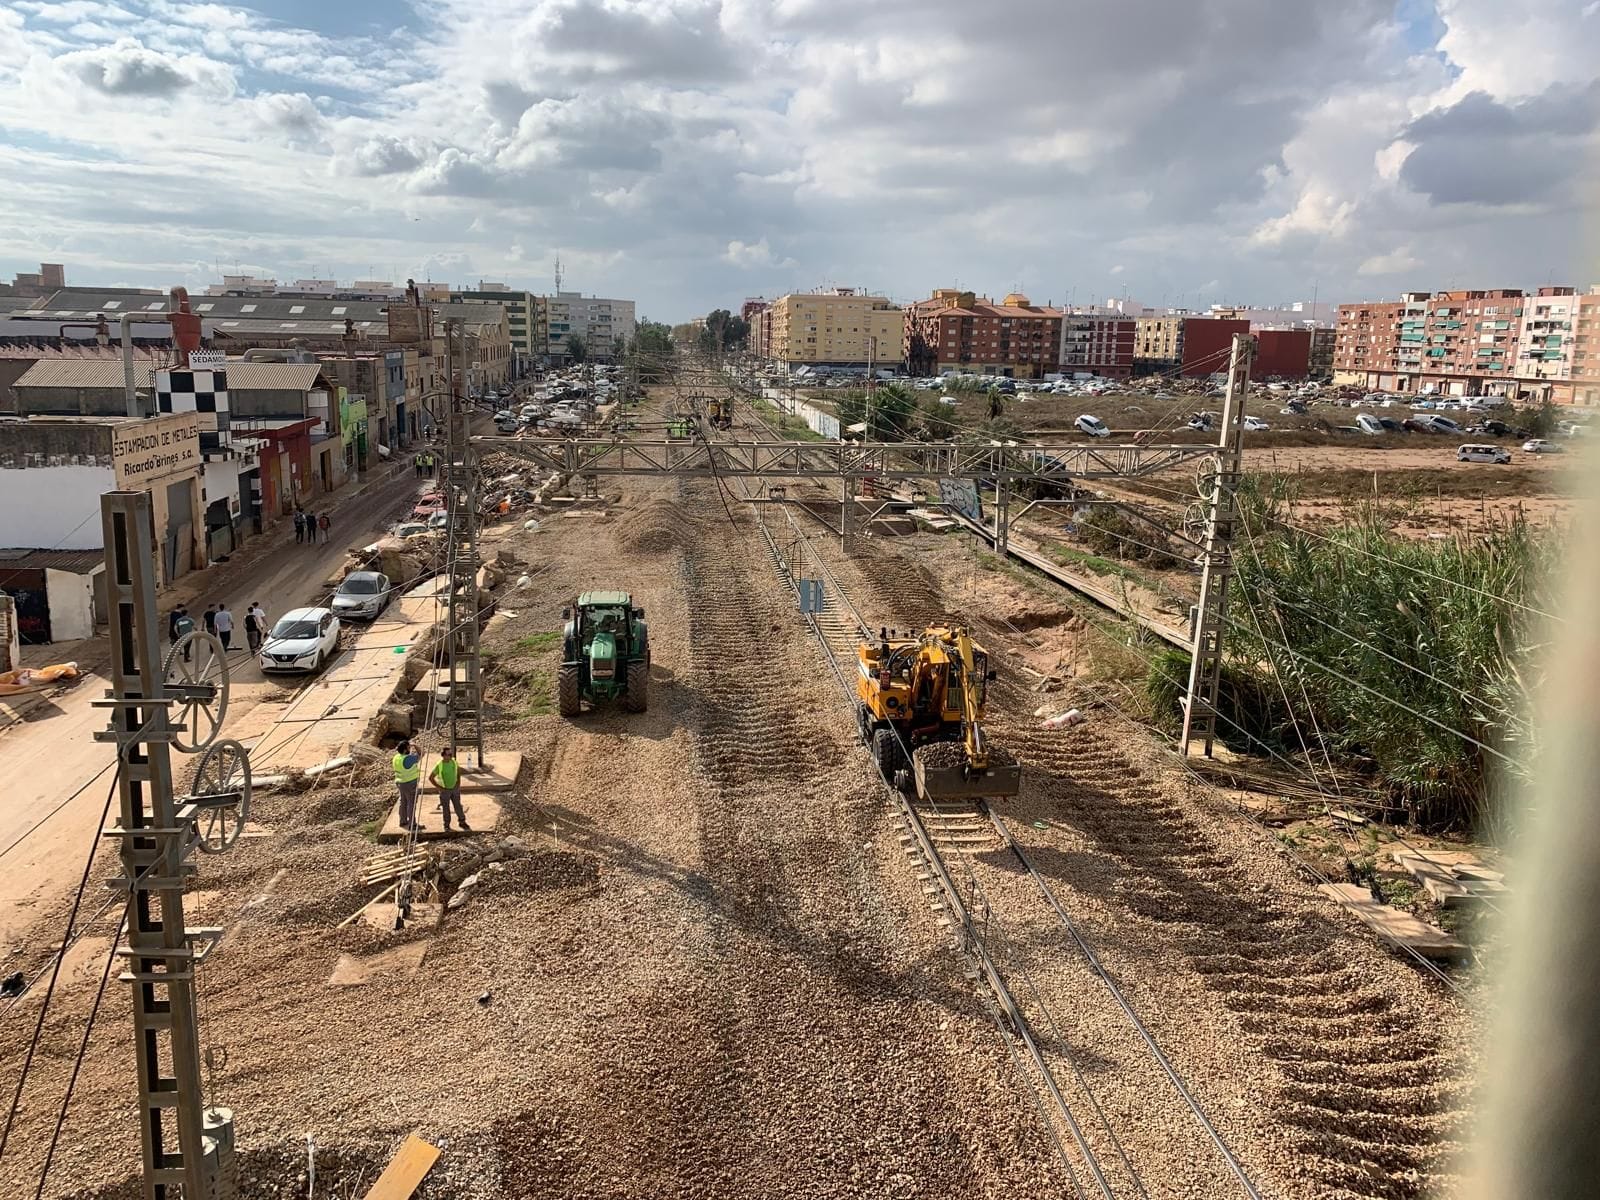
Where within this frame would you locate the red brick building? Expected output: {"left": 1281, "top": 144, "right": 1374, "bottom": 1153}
{"left": 904, "top": 290, "right": 1062, "bottom": 379}
{"left": 1179, "top": 317, "right": 1249, "bottom": 377}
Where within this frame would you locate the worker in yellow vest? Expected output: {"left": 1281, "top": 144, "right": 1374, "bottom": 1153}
{"left": 392, "top": 739, "right": 423, "bottom": 832}
{"left": 430, "top": 746, "right": 470, "bottom": 833}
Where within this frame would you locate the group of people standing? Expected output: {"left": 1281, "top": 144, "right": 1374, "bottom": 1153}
{"left": 168, "top": 601, "right": 270, "bottom": 656}
{"left": 293, "top": 508, "right": 330, "bottom": 545}
{"left": 391, "top": 740, "right": 470, "bottom": 834}
{"left": 412, "top": 451, "right": 437, "bottom": 478}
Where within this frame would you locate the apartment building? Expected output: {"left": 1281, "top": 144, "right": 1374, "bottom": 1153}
{"left": 1512, "top": 287, "right": 1578, "bottom": 401}
{"left": 546, "top": 291, "right": 636, "bottom": 362}
{"left": 902, "top": 291, "right": 1060, "bottom": 379}
{"left": 1333, "top": 296, "right": 1423, "bottom": 389}
{"left": 1058, "top": 310, "right": 1135, "bottom": 378}
{"left": 1309, "top": 327, "right": 1337, "bottom": 378}
{"left": 1334, "top": 288, "right": 1542, "bottom": 396}
{"left": 763, "top": 289, "right": 904, "bottom": 370}
{"left": 1568, "top": 289, "right": 1600, "bottom": 406}
{"left": 1134, "top": 315, "right": 1184, "bottom": 371}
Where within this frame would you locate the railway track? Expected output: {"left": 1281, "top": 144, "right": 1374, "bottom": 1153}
{"left": 697, "top": 385, "right": 1272, "bottom": 1197}
{"left": 709, "top": 375, "right": 1470, "bottom": 1199}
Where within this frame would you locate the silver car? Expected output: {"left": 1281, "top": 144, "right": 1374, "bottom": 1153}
{"left": 331, "top": 571, "right": 392, "bottom": 621}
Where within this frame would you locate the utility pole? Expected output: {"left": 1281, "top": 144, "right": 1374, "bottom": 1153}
{"left": 1181, "top": 333, "right": 1255, "bottom": 757}
{"left": 442, "top": 321, "right": 485, "bottom": 767}
{"left": 95, "top": 491, "right": 246, "bottom": 1199}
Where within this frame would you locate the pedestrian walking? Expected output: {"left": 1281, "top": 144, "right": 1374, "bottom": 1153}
{"left": 293, "top": 509, "right": 305, "bottom": 544}
{"left": 318, "top": 512, "right": 331, "bottom": 544}
{"left": 245, "top": 602, "right": 267, "bottom": 653}
{"left": 304, "top": 514, "right": 318, "bottom": 553}
{"left": 392, "top": 740, "right": 423, "bottom": 833}
{"left": 431, "top": 747, "right": 470, "bottom": 833}
{"left": 170, "top": 606, "right": 195, "bottom": 661}
{"left": 203, "top": 605, "right": 217, "bottom": 636}
{"left": 213, "top": 603, "right": 234, "bottom": 651}
{"left": 413, "top": 451, "right": 423, "bottom": 479}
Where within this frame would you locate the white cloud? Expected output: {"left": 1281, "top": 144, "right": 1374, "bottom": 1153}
{"left": 723, "top": 237, "right": 795, "bottom": 269}
{"left": 1359, "top": 247, "right": 1423, "bottom": 276}
{"left": 0, "top": 0, "right": 1595, "bottom": 319}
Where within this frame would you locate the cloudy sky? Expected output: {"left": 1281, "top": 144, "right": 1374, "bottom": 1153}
{"left": 0, "top": 0, "right": 1596, "bottom": 321}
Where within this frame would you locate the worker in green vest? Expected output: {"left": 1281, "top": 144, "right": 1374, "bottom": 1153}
{"left": 430, "top": 746, "right": 470, "bottom": 833}
{"left": 392, "top": 739, "right": 422, "bottom": 833}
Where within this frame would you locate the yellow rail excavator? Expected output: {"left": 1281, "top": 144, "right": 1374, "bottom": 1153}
{"left": 855, "top": 625, "right": 1023, "bottom": 801}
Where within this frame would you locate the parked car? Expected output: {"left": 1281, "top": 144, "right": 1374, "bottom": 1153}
{"left": 331, "top": 571, "right": 393, "bottom": 621}
{"left": 1423, "top": 415, "right": 1462, "bottom": 434}
{"left": 412, "top": 494, "right": 446, "bottom": 518}
{"left": 260, "top": 607, "right": 340, "bottom": 674}
{"left": 1242, "top": 416, "right": 1271, "bottom": 432}
{"left": 1355, "top": 413, "right": 1385, "bottom": 435}
{"left": 1378, "top": 417, "right": 1405, "bottom": 433}
{"left": 495, "top": 416, "right": 520, "bottom": 434}
{"left": 1457, "top": 443, "right": 1512, "bottom": 464}
{"left": 1075, "top": 414, "right": 1110, "bottom": 438}
{"left": 1523, "top": 438, "right": 1563, "bottom": 454}
{"left": 389, "top": 521, "right": 433, "bottom": 539}
{"left": 1401, "top": 418, "right": 1433, "bottom": 433}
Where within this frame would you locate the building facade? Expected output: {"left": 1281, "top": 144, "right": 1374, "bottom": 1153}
{"left": 1512, "top": 287, "right": 1578, "bottom": 401}
{"left": 1058, "top": 311, "right": 1136, "bottom": 378}
{"left": 451, "top": 283, "right": 541, "bottom": 371}
{"left": 1251, "top": 329, "right": 1313, "bottom": 380}
{"left": 1134, "top": 315, "right": 1184, "bottom": 371}
{"left": 0, "top": 414, "right": 206, "bottom": 599}
{"left": 1334, "top": 288, "right": 1536, "bottom": 396}
{"left": 1179, "top": 318, "right": 1250, "bottom": 377}
{"left": 762, "top": 289, "right": 904, "bottom": 370}
{"left": 546, "top": 292, "right": 636, "bottom": 362}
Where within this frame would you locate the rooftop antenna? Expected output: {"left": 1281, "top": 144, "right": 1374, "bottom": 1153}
{"left": 554, "top": 256, "right": 563, "bottom": 293}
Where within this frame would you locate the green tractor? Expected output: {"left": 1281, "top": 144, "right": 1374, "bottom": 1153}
{"left": 558, "top": 590, "right": 650, "bottom": 716}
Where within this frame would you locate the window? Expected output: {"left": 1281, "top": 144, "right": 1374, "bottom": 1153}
{"left": 290, "top": 305, "right": 305, "bottom": 314}
{"left": 145, "top": 302, "right": 163, "bottom": 310}
{"left": 196, "top": 302, "right": 213, "bottom": 312}
{"left": 240, "top": 304, "right": 257, "bottom": 313}
{"left": 103, "top": 300, "right": 121, "bottom": 310}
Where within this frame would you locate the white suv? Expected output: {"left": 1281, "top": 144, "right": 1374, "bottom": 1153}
{"left": 260, "top": 607, "right": 341, "bottom": 673}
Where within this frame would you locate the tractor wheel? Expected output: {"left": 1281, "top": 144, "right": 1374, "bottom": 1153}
{"left": 622, "top": 659, "right": 649, "bottom": 712}
{"left": 855, "top": 704, "right": 872, "bottom": 745}
{"left": 557, "top": 664, "right": 582, "bottom": 717}
{"left": 871, "top": 727, "right": 903, "bottom": 778}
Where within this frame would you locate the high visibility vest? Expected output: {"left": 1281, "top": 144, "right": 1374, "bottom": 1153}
{"left": 392, "top": 753, "right": 421, "bottom": 783}
{"left": 435, "top": 759, "right": 460, "bottom": 789}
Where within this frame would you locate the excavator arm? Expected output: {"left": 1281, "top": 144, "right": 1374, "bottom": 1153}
{"left": 947, "top": 629, "right": 990, "bottom": 771}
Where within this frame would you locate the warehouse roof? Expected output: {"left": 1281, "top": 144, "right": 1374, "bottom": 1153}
{"left": 0, "top": 548, "right": 105, "bottom": 573}
{"left": 13, "top": 359, "right": 329, "bottom": 391}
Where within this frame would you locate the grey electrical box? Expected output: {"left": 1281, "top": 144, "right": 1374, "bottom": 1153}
{"left": 798, "top": 579, "right": 822, "bottom": 614}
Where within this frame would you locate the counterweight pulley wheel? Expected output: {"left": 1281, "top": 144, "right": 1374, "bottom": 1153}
{"left": 188, "top": 738, "right": 251, "bottom": 854}
{"left": 163, "top": 632, "right": 230, "bottom": 753}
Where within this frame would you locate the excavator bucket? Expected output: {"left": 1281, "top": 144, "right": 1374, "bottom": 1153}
{"left": 912, "top": 746, "right": 1023, "bottom": 801}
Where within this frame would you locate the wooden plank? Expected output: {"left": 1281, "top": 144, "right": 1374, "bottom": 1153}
{"left": 1318, "top": 883, "right": 1464, "bottom": 959}
{"left": 362, "top": 1133, "right": 441, "bottom": 1200}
